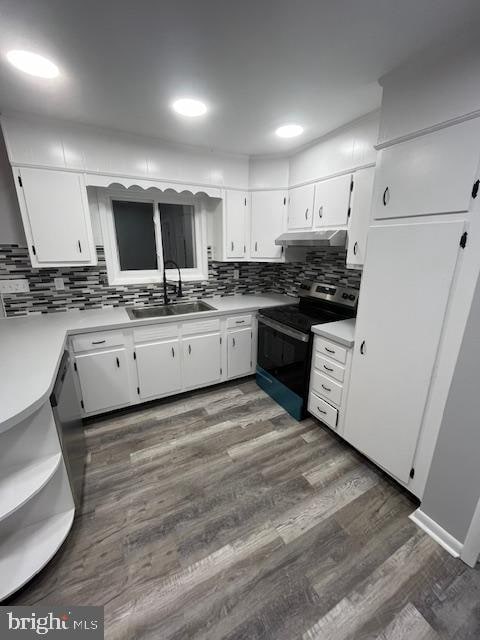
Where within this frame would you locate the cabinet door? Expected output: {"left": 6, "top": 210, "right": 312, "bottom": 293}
{"left": 287, "top": 184, "right": 315, "bottom": 230}
{"left": 225, "top": 190, "right": 248, "bottom": 258}
{"left": 346, "top": 167, "right": 375, "bottom": 269}
{"left": 17, "top": 167, "right": 93, "bottom": 265}
{"left": 75, "top": 348, "right": 131, "bottom": 414}
{"left": 250, "top": 191, "right": 286, "bottom": 260}
{"left": 373, "top": 119, "right": 480, "bottom": 220}
{"left": 227, "top": 328, "right": 252, "bottom": 379}
{"left": 313, "top": 174, "right": 352, "bottom": 228}
{"left": 136, "top": 339, "right": 181, "bottom": 400}
{"left": 344, "top": 220, "right": 464, "bottom": 483}
{"left": 182, "top": 333, "right": 222, "bottom": 389}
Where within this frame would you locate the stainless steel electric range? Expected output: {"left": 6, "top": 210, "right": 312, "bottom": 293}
{"left": 256, "top": 281, "right": 358, "bottom": 420}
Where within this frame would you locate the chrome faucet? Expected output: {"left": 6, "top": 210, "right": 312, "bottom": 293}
{"left": 162, "top": 260, "right": 183, "bottom": 305}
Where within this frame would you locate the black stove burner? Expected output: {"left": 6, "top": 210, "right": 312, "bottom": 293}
{"left": 258, "top": 301, "right": 355, "bottom": 334}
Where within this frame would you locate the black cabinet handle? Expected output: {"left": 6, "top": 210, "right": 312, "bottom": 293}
{"left": 233, "top": 337, "right": 236, "bottom": 347}
{"left": 255, "top": 241, "right": 258, "bottom": 252}
{"left": 231, "top": 241, "right": 234, "bottom": 251}
{"left": 188, "top": 344, "right": 192, "bottom": 355}
{"left": 318, "top": 206, "right": 323, "bottom": 219}
{"left": 92, "top": 340, "right": 106, "bottom": 345}
{"left": 116, "top": 357, "right": 120, "bottom": 368}
{"left": 321, "top": 384, "right": 331, "bottom": 392}
{"left": 317, "top": 407, "right": 327, "bottom": 415}
{"left": 360, "top": 340, "right": 366, "bottom": 355}
{"left": 325, "top": 347, "right": 335, "bottom": 354}
{"left": 78, "top": 240, "right": 82, "bottom": 253}
{"left": 323, "top": 364, "right": 334, "bottom": 372}
{"left": 382, "top": 187, "right": 390, "bottom": 206}
{"left": 305, "top": 208, "right": 309, "bottom": 220}
{"left": 171, "top": 347, "right": 175, "bottom": 357}
{"left": 353, "top": 241, "right": 358, "bottom": 255}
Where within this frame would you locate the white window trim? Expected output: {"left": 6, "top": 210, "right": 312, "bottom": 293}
{"left": 97, "top": 188, "right": 208, "bottom": 286}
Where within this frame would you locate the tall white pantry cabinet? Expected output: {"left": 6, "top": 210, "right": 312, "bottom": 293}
{"left": 344, "top": 117, "right": 480, "bottom": 493}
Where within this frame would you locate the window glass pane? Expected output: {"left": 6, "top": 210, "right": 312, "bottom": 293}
{"left": 113, "top": 200, "right": 157, "bottom": 271}
{"left": 159, "top": 204, "right": 196, "bottom": 269}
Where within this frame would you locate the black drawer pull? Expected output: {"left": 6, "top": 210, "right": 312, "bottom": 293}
{"left": 92, "top": 340, "right": 106, "bottom": 345}
{"left": 317, "top": 407, "right": 327, "bottom": 415}
{"left": 321, "top": 384, "right": 331, "bottom": 392}
{"left": 235, "top": 320, "right": 245, "bottom": 324}
{"left": 323, "top": 365, "right": 334, "bottom": 372}
{"left": 324, "top": 347, "right": 335, "bottom": 354}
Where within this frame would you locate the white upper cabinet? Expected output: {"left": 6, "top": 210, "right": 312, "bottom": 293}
{"left": 135, "top": 339, "right": 182, "bottom": 400}
{"left": 250, "top": 190, "right": 286, "bottom": 260}
{"left": 14, "top": 167, "right": 95, "bottom": 267}
{"left": 287, "top": 183, "right": 315, "bottom": 230}
{"left": 346, "top": 167, "right": 375, "bottom": 269}
{"left": 225, "top": 190, "right": 249, "bottom": 259}
{"left": 344, "top": 220, "right": 464, "bottom": 484}
{"left": 373, "top": 119, "right": 480, "bottom": 220}
{"left": 313, "top": 174, "right": 352, "bottom": 228}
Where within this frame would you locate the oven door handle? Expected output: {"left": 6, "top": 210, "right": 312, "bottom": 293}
{"left": 258, "top": 315, "right": 310, "bottom": 343}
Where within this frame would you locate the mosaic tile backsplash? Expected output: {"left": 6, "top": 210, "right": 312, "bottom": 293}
{"left": 0, "top": 245, "right": 361, "bottom": 317}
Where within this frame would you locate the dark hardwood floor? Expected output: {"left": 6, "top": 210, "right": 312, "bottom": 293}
{"left": 9, "top": 378, "right": 480, "bottom": 639}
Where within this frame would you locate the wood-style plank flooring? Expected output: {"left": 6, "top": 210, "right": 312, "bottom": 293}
{"left": 9, "top": 379, "right": 480, "bottom": 639}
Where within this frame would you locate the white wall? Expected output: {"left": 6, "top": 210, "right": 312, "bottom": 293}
{"left": 1, "top": 112, "right": 250, "bottom": 190}
{"left": 378, "top": 26, "right": 480, "bottom": 144}
{"left": 0, "top": 130, "right": 25, "bottom": 245}
{"left": 288, "top": 111, "right": 379, "bottom": 187}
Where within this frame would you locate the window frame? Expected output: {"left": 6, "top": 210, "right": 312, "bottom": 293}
{"left": 98, "top": 188, "right": 208, "bottom": 286}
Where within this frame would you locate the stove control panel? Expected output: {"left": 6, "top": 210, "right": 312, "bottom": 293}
{"left": 298, "top": 281, "right": 358, "bottom": 307}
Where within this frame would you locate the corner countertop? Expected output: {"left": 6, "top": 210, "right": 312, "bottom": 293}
{"left": 0, "top": 294, "right": 291, "bottom": 432}
{"left": 311, "top": 318, "right": 356, "bottom": 348}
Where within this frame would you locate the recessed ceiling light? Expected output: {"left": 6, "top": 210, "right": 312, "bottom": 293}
{"left": 275, "top": 124, "right": 304, "bottom": 138}
{"left": 6, "top": 50, "right": 59, "bottom": 78}
{"left": 172, "top": 98, "right": 207, "bottom": 117}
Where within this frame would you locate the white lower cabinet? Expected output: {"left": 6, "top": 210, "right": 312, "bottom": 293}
{"left": 136, "top": 339, "right": 182, "bottom": 400}
{"left": 182, "top": 333, "right": 222, "bottom": 389}
{"left": 344, "top": 220, "right": 464, "bottom": 484}
{"left": 227, "top": 328, "right": 253, "bottom": 379}
{"left": 308, "top": 335, "right": 353, "bottom": 434}
{"left": 75, "top": 348, "right": 132, "bottom": 414}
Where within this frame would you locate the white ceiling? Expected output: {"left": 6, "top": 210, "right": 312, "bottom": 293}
{"left": 0, "top": 0, "right": 478, "bottom": 156}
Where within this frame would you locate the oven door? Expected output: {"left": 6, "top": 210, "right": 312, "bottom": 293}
{"left": 257, "top": 315, "right": 311, "bottom": 397}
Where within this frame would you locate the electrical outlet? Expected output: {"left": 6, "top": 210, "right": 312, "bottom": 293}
{"left": 233, "top": 268, "right": 240, "bottom": 280}
{"left": 0, "top": 279, "right": 30, "bottom": 294}
{"left": 54, "top": 277, "right": 65, "bottom": 291}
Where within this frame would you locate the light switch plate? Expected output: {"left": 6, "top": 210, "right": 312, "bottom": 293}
{"left": 0, "top": 279, "right": 30, "bottom": 294}
{"left": 54, "top": 277, "right": 65, "bottom": 291}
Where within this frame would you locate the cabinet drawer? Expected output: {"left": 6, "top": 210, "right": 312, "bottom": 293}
{"left": 226, "top": 314, "right": 252, "bottom": 329}
{"left": 311, "top": 370, "right": 343, "bottom": 406}
{"left": 315, "top": 337, "right": 347, "bottom": 364}
{"left": 314, "top": 353, "right": 345, "bottom": 383}
{"left": 182, "top": 319, "right": 220, "bottom": 335}
{"left": 308, "top": 392, "right": 338, "bottom": 430}
{"left": 133, "top": 323, "right": 179, "bottom": 343}
{"left": 72, "top": 330, "right": 125, "bottom": 353}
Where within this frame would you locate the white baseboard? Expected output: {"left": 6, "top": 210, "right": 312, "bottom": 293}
{"left": 409, "top": 508, "right": 463, "bottom": 558}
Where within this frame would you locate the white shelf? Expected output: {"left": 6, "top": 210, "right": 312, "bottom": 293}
{"left": 0, "top": 508, "right": 74, "bottom": 601}
{"left": 0, "top": 454, "right": 62, "bottom": 524}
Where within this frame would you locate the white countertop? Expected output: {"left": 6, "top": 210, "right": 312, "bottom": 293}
{"left": 311, "top": 318, "right": 356, "bottom": 348}
{"left": 0, "top": 294, "right": 291, "bottom": 432}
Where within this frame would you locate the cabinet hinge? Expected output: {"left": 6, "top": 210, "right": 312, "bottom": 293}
{"left": 73, "top": 362, "right": 77, "bottom": 372}
{"left": 137, "top": 387, "right": 140, "bottom": 395}
{"left": 347, "top": 207, "right": 351, "bottom": 218}
{"left": 80, "top": 400, "right": 84, "bottom": 410}
{"left": 31, "top": 245, "right": 36, "bottom": 256}
{"left": 350, "top": 179, "right": 354, "bottom": 192}
{"left": 409, "top": 467, "right": 415, "bottom": 479}
{"left": 18, "top": 175, "right": 23, "bottom": 188}
{"left": 472, "top": 179, "right": 480, "bottom": 199}
{"left": 133, "top": 351, "right": 136, "bottom": 360}
{"left": 460, "top": 231, "right": 468, "bottom": 248}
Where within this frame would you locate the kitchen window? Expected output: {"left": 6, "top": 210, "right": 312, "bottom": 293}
{"left": 98, "top": 189, "right": 208, "bottom": 285}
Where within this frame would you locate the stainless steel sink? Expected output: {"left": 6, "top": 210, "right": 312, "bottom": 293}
{"left": 126, "top": 300, "right": 216, "bottom": 320}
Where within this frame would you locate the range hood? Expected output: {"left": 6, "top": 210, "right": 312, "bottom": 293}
{"left": 275, "top": 229, "right": 346, "bottom": 247}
